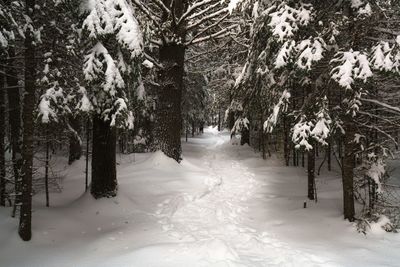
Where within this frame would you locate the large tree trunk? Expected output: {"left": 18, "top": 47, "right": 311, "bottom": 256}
{"left": 19, "top": 0, "right": 36, "bottom": 241}
{"left": 0, "top": 71, "right": 5, "bottom": 206}
{"left": 307, "top": 146, "right": 316, "bottom": 200}
{"left": 6, "top": 44, "right": 22, "bottom": 217}
{"left": 342, "top": 116, "right": 355, "bottom": 221}
{"left": 68, "top": 116, "right": 82, "bottom": 165}
{"left": 153, "top": 43, "right": 185, "bottom": 162}
{"left": 240, "top": 126, "right": 250, "bottom": 146}
{"left": 91, "top": 116, "right": 117, "bottom": 199}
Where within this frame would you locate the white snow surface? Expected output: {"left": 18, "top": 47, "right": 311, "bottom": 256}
{"left": 1, "top": 127, "right": 400, "bottom": 266}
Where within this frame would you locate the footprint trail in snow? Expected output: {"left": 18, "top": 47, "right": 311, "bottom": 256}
{"left": 156, "top": 133, "right": 329, "bottom": 266}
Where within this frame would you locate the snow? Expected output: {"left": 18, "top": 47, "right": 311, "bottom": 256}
{"left": 275, "top": 40, "right": 295, "bottom": 68}
{"left": 142, "top": 59, "right": 154, "bottom": 69}
{"left": 296, "top": 38, "right": 325, "bottom": 70}
{"left": 366, "top": 159, "right": 385, "bottom": 193}
{"left": 84, "top": 42, "right": 125, "bottom": 94}
{"left": 1, "top": 128, "right": 400, "bottom": 266}
{"left": 292, "top": 119, "right": 313, "bottom": 150}
{"left": 83, "top": 0, "right": 142, "bottom": 58}
{"left": 264, "top": 90, "right": 291, "bottom": 133}
{"left": 268, "top": 4, "right": 313, "bottom": 42}
{"left": 331, "top": 50, "right": 372, "bottom": 89}
{"left": 0, "top": 31, "right": 8, "bottom": 48}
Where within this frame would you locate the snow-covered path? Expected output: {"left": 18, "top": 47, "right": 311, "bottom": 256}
{"left": 1, "top": 127, "right": 400, "bottom": 267}
{"left": 147, "top": 131, "right": 327, "bottom": 266}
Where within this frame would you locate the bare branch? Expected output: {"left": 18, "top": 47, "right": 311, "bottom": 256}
{"left": 144, "top": 52, "right": 163, "bottom": 69}
{"left": 361, "top": 98, "right": 400, "bottom": 115}
{"left": 186, "top": 7, "right": 229, "bottom": 32}
{"left": 186, "top": 25, "right": 236, "bottom": 46}
{"left": 178, "top": 0, "right": 218, "bottom": 24}
{"left": 153, "top": 0, "right": 171, "bottom": 14}
{"left": 188, "top": 14, "right": 230, "bottom": 43}
{"left": 131, "top": 0, "right": 161, "bottom": 26}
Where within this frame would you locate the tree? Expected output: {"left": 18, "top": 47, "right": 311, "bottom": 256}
{"left": 81, "top": 0, "right": 143, "bottom": 198}
{"left": 19, "top": 0, "right": 36, "bottom": 241}
{"left": 0, "top": 69, "right": 5, "bottom": 207}
{"left": 1, "top": 0, "right": 23, "bottom": 217}
{"left": 234, "top": 0, "right": 400, "bottom": 221}
{"left": 132, "top": 0, "right": 239, "bottom": 161}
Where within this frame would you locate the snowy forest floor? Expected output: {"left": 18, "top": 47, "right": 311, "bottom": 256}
{"left": 1, "top": 127, "right": 400, "bottom": 267}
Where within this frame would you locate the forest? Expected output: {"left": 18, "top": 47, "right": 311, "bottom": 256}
{"left": 1, "top": 0, "right": 400, "bottom": 266}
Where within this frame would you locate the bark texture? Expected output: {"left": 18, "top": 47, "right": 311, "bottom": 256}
{"left": 6, "top": 46, "right": 22, "bottom": 215}
{"left": 153, "top": 43, "right": 185, "bottom": 162}
{"left": 91, "top": 116, "right": 117, "bottom": 199}
{"left": 68, "top": 116, "right": 82, "bottom": 165}
{"left": 19, "top": 0, "right": 36, "bottom": 241}
{"left": 342, "top": 117, "right": 355, "bottom": 221}
{"left": 0, "top": 71, "right": 5, "bottom": 206}
{"left": 307, "top": 146, "right": 315, "bottom": 200}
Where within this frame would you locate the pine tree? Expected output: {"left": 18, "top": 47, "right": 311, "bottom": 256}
{"left": 132, "top": 0, "right": 239, "bottom": 161}
{"left": 82, "top": 0, "right": 143, "bottom": 198}
{"left": 19, "top": 0, "right": 36, "bottom": 241}
{"left": 234, "top": 0, "right": 400, "bottom": 221}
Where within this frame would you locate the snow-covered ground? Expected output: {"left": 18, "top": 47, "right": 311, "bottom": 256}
{"left": 1, "top": 127, "right": 400, "bottom": 267}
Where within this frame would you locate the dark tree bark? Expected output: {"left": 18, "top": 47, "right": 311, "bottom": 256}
{"left": 307, "top": 146, "right": 316, "bottom": 200}
{"left": 68, "top": 116, "right": 82, "bottom": 165}
{"left": 327, "top": 140, "right": 332, "bottom": 171}
{"left": 283, "top": 115, "right": 290, "bottom": 166}
{"left": 19, "top": 0, "right": 36, "bottom": 241}
{"left": 91, "top": 116, "right": 117, "bottom": 199}
{"left": 6, "top": 45, "right": 22, "bottom": 217}
{"left": 0, "top": 71, "right": 5, "bottom": 206}
{"left": 227, "top": 111, "right": 235, "bottom": 131}
{"left": 152, "top": 0, "right": 187, "bottom": 162}
{"left": 217, "top": 110, "right": 221, "bottom": 131}
{"left": 241, "top": 126, "right": 250, "bottom": 146}
{"left": 153, "top": 43, "right": 185, "bottom": 162}
{"left": 342, "top": 116, "right": 355, "bottom": 221}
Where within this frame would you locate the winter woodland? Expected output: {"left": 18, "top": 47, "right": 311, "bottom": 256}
{"left": 1, "top": 0, "right": 400, "bottom": 266}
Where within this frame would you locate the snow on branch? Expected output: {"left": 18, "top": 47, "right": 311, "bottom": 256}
{"left": 331, "top": 50, "right": 372, "bottom": 89}
{"left": 178, "top": 0, "right": 218, "bottom": 24}
{"left": 267, "top": 3, "right": 313, "bottom": 42}
{"left": 84, "top": 42, "right": 125, "bottom": 96}
{"left": 187, "top": 24, "right": 237, "bottom": 46}
{"left": 292, "top": 118, "right": 313, "bottom": 150}
{"left": 38, "top": 84, "right": 66, "bottom": 123}
{"left": 186, "top": 7, "right": 229, "bottom": 32}
{"left": 231, "top": 117, "right": 249, "bottom": 134}
{"left": 83, "top": 0, "right": 143, "bottom": 58}
{"left": 263, "top": 90, "right": 291, "bottom": 133}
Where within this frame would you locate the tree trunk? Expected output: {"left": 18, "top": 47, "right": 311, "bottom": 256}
{"left": 241, "top": 126, "right": 250, "bottom": 146}
{"left": 283, "top": 115, "right": 290, "bottom": 166}
{"left": 308, "top": 146, "right": 316, "bottom": 200}
{"left": 85, "top": 119, "right": 90, "bottom": 192}
{"left": 91, "top": 116, "right": 117, "bottom": 199}
{"left": 6, "top": 46, "right": 22, "bottom": 216}
{"left": 342, "top": 117, "right": 355, "bottom": 221}
{"left": 0, "top": 71, "right": 5, "bottom": 206}
{"left": 228, "top": 111, "right": 235, "bottom": 131}
{"left": 44, "top": 128, "right": 50, "bottom": 207}
{"left": 153, "top": 43, "right": 185, "bottom": 162}
{"left": 327, "top": 140, "right": 332, "bottom": 171}
{"left": 19, "top": 0, "right": 36, "bottom": 241}
{"left": 217, "top": 110, "right": 221, "bottom": 131}
{"left": 68, "top": 116, "right": 82, "bottom": 165}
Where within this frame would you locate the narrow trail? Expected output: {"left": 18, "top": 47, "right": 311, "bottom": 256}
{"left": 155, "top": 130, "right": 325, "bottom": 266}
